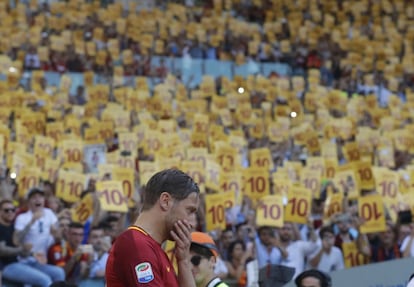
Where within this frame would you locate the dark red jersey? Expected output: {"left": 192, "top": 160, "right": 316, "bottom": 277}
{"left": 105, "top": 226, "right": 179, "bottom": 287}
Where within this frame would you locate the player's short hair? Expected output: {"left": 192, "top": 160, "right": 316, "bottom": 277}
{"left": 141, "top": 169, "right": 200, "bottom": 211}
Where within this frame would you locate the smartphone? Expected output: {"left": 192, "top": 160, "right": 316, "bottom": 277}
{"left": 80, "top": 244, "right": 94, "bottom": 253}
{"left": 102, "top": 236, "right": 112, "bottom": 245}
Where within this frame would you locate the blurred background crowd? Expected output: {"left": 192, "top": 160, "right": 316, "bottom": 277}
{"left": 1, "top": 0, "right": 414, "bottom": 286}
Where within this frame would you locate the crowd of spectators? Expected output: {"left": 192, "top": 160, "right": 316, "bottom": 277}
{"left": 3, "top": 0, "right": 413, "bottom": 92}
{"left": 1, "top": 0, "right": 414, "bottom": 286}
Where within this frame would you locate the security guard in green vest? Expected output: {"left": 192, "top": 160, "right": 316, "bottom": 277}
{"left": 190, "top": 232, "right": 230, "bottom": 287}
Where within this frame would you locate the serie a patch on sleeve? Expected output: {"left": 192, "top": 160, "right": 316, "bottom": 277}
{"left": 135, "top": 262, "right": 155, "bottom": 283}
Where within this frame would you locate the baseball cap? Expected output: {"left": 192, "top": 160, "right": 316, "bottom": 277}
{"left": 191, "top": 232, "right": 219, "bottom": 257}
{"left": 26, "top": 187, "right": 45, "bottom": 199}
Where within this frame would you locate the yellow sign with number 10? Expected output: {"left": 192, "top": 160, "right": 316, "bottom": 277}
{"left": 205, "top": 191, "right": 235, "bottom": 231}
{"left": 18, "top": 167, "right": 41, "bottom": 198}
{"left": 342, "top": 241, "right": 369, "bottom": 268}
{"left": 358, "top": 194, "right": 386, "bottom": 234}
{"left": 112, "top": 167, "right": 135, "bottom": 200}
{"left": 56, "top": 170, "right": 87, "bottom": 203}
{"left": 284, "top": 186, "right": 311, "bottom": 224}
{"left": 256, "top": 195, "right": 284, "bottom": 227}
{"left": 96, "top": 181, "right": 128, "bottom": 213}
{"left": 71, "top": 193, "right": 94, "bottom": 224}
{"left": 242, "top": 167, "right": 269, "bottom": 200}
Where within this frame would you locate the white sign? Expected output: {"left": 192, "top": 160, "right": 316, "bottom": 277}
{"left": 83, "top": 144, "right": 106, "bottom": 173}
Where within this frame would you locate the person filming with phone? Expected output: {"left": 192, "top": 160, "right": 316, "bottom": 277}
{"left": 47, "top": 222, "right": 90, "bottom": 284}
{"left": 79, "top": 225, "right": 111, "bottom": 287}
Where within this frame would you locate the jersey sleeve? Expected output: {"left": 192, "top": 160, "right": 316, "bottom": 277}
{"left": 113, "top": 231, "right": 167, "bottom": 287}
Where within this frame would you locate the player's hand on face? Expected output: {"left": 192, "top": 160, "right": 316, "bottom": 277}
{"left": 170, "top": 219, "right": 193, "bottom": 262}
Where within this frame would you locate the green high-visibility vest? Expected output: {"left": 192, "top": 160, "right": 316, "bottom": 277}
{"left": 213, "top": 282, "right": 229, "bottom": 287}
{"left": 208, "top": 278, "right": 230, "bottom": 287}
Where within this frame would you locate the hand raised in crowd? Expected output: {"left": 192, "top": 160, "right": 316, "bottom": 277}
{"left": 351, "top": 214, "right": 366, "bottom": 232}
{"left": 241, "top": 244, "right": 255, "bottom": 265}
{"left": 57, "top": 208, "right": 71, "bottom": 219}
{"left": 271, "top": 230, "right": 289, "bottom": 259}
{"left": 100, "top": 241, "right": 112, "bottom": 254}
{"left": 0, "top": 175, "right": 14, "bottom": 199}
{"left": 100, "top": 237, "right": 112, "bottom": 253}
{"left": 269, "top": 231, "right": 282, "bottom": 248}
{"left": 73, "top": 245, "right": 86, "bottom": 259}
{"left": 306, "top": 216, "right": 315, "bottom": 230}
{"left": 84, "top": 246, "right": 96, "bottom": 265}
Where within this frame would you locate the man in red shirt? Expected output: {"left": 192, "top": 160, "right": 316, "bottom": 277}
{"left": 105, "top": 169, "right": 200, "bottom": 287}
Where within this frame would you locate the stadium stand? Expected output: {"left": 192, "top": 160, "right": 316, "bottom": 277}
{"left": 0, "top": 0, "right": 414, "bottom": 286}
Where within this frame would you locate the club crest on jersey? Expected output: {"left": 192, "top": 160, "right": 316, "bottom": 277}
{"left": 135, "top": 262, "right": 154, "bottom": 283}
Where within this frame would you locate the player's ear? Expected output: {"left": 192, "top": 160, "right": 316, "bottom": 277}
{"left": 159, "top": 192, "right": 173, "bottom": 211}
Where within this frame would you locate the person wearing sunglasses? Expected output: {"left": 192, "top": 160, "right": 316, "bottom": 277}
{"left": 0, "top": 199, "right": 61, "bottom": 287}
{"left": 12, "top": 188, "right": 65, "bottom": 284}
{"left": 190, "top": 231, "right": 229, "bottom": 287}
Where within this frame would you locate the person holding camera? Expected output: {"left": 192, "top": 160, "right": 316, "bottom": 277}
{"left": 47, "top": 222, "right": 91, "bottom": 284}
{"left": 79, "top": 225, "right": 111, "bottom": 287}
